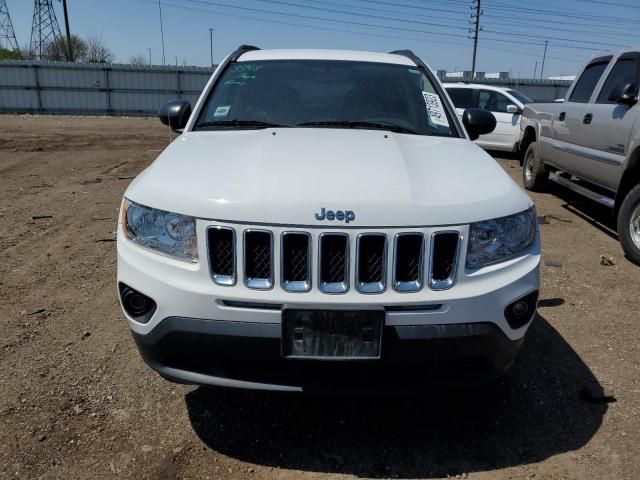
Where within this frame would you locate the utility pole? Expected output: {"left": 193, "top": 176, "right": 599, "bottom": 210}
{"left": 148, "top": 47, "right": 152, "bottom": 65}
{"left": 0, "top": 0, "right": 19, "bottom": 51}
{"left": 209, "top": 28, "right": 214, "bottom": 67}
{"left": 469, "top": 0, "right": 482, "bottom": 77}
{"left": 540, "top": 40, "right": 548, "bottom": 80}
{"left": 533, "top": 61, "right": 538, "bottom": 80}
{"left": 30, "top": 0, "right": 63, "bottom": 59}
{"left": 158, "top": 0, "right": 165, "bottom": 65}
{"left": 61, "top": 0, "right": 72, "bottom": 60}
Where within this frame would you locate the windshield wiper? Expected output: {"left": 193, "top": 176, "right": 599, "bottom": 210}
{"left": 196, "top": 119, "right": 292, "bottom": 129}
{"left": 297, "top": 120, "right": 420, "bottom": 135}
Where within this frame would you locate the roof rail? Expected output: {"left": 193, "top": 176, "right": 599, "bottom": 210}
{"left": 229, "top": 45, "right": 260, "bottom": 62}
{"left": 389, "top": 49, "right": 420, "bottom": 65}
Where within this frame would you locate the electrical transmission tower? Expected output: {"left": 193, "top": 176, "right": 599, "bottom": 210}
{"left": 30, "top": 0, "right": 62, "bottom": 59}
{"left": 0, "top": 0, "right": 19, "bottom": 51}
{"left": 469, "top": 0, "right": 482, "bottom": 78}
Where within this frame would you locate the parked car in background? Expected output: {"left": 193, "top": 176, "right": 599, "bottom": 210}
{"left": 117, "top": 46, "right": 541, "bottom": 393}
{"left": 445, "top": 83, "right": 533, "bottom": 152}
{"left": 519, "top": 50, "right": 640, "bottom": 265}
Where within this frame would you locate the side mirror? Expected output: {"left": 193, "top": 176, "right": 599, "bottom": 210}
{"left": 462, "top": 108, "right": 496, "bottom": 141}
{"left": 159, "top": 100, "right": 192, "bottom": 131}
{"left": 506, "top": 104, "right": 521, "bottom": 114}
{"left": 608, "top": 83, "right": 638, "bottom": 106}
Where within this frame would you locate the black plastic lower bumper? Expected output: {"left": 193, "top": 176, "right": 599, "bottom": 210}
{"left": 132, "top": 317, "right": 525, "bottom": 392}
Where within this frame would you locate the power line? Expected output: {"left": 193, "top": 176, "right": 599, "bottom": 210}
{"left": 483, "top": 0, "right": 640, "bottom": 24}
{"left": 182, "top": 0, "right": 621, "bottom": 53}
{"left": 481, "top": 16, "right": 638, "bottom": 40}
{"left": 311, "top": 0, "right": 637, "bottom": 41}
{"left": 577, "top": 0, "right": 640, "bottom": 7}
{"left": 482, "top": 28, "right": 628, "bottom": 48}
{"left": 250, "top": 0, "right": 470, "bottom": 33}
{"left": 138, "top": 0, "right": 586, "bottom": 66}
{"left": 311, "top": 0, "right": 635, "bottom": 44}
{"left": 298, "top": 0, "right": 468, "bottom": 23}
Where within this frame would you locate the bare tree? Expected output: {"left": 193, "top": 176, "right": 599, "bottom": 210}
{"left": 129, "top": 54, "right": 147, "bottom": 66}
{"left": 85, "top": 34, "right": 114, "bottom": 64}
{"left": 19, "top": 43, "right": 36, "bottom": 60}
{"left": 44, "top": 35, "right": 88, "bottom": 62}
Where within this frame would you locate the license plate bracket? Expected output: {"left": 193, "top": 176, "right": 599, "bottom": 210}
{"left": 282, "top": 309, "right": 384, "bottom": 360}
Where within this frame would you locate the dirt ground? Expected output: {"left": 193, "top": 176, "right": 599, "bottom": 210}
{"left": 0, "top": 115, "right": 638, "bottom": 480}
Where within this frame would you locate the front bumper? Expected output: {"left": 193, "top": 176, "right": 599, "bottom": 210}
{"left": 133, "top": 317, "right": 525, "bottom": 392}
{"left": 118, "top": 220, "right": 540, "bottom": 391}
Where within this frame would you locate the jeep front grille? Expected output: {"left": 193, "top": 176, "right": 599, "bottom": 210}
{"left": 207, "top": 226, "right": 461, "bottom": 294}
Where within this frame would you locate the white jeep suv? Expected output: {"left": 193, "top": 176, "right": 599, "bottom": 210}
{"left": 117, "top": 46, "right": 540, "bottom": 392}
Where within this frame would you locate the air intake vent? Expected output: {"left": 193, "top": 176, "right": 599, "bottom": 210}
{"left": 429, "top": 232, "right": 460, "bottom": 290}
{"left": 356, "top": 234, "right": 387, "bottom": 293}
{"left": 319, "top": 233, "right": 349, "bottom": 294}
{"left": 207, "top": 227, "right": 236, "bottom": 286}
{"left": 244, "top": 230, "right": 273, "bottom": 289}
{"left": 281, "top": 232, "right": 311, "bottom": 292}
{"left": 393, "top": 233, "right": 424, "bottom": 292}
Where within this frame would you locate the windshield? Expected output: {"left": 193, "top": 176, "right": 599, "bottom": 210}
{"left": 194, "top": 60, "right": 457, "bottom": 137}
{"left": 507, "top": 89, "right": 534, "bottom": 104}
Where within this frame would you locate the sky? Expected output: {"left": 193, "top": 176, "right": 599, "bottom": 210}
{"left": 5, "top": 0, "right": 640, "bottom": 78}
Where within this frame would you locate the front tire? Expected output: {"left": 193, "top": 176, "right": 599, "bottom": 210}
{"left": 617, "top": 183, "right": 640, "bottom": 266}
{"left": 522, "top": 141, "right": 549, "bottom": 191}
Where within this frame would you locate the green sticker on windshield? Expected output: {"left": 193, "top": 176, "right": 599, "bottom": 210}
{"left": 225, "top": 64, "right": 263, "bottom": 84}
{"left": 213, "top": 105, "right": 230, "bottom": 117}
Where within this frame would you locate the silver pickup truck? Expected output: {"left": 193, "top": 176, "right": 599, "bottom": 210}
{"left": 519, "top": 50, "right": 640, "bottom": 265}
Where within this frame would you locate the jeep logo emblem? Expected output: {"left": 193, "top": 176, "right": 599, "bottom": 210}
{"left": 315, "top": 207, "right": 355, "bottom": 223}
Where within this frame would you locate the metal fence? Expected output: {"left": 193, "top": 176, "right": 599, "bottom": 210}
{"left": 0, "top": 60, "right": 572, "bottom": 116}
{"left": 439, "top": 77, "right": 572, "bottom": 102}
{"left": 0, "top": 60, "right": 215, "bottom": 116}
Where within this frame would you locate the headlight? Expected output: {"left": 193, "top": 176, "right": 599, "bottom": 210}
{"left": 466, "top": 207, "right": 536, "bottom": 269}
{"left": 122, "top": 199, "right": 198, "bottom": 263}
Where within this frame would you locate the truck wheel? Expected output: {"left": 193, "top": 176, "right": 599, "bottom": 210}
{"left": 617, "top": 183, "right": 640, "bottom": 266}
{"left": 522, "top": 141, "right": 549, "bottom": 191}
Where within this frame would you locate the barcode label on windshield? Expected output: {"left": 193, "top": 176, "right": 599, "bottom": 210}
{"left": 422, "top": 92, "right": 449, "bottom": 127}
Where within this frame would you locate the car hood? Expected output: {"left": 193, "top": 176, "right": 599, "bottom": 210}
{"left": 125, "top": 128, "right": 532, "bottom": 227}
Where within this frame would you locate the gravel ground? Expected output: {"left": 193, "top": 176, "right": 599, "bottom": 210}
{"left": 0, "top": 115, "right": 638, "bottom": 480}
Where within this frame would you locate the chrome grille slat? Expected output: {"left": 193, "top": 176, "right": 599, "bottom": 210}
{"left": 429, "top": 231, "right": 461, "bottom": 291}
{"left": 207, "top": 227, "right": 236, "bottom": 286}
{"left": 281, "top": 232, "right": 311, "bottom": 292}
{"left": 244, "top": 230, "right": 274, "bottom": 290}
{"left": 393, "top": 233, "right": 424, "bottom": 292}
{"left": 318, "top": 233, "right": 349, "bottom": 294}
{"left": 356, "top": 233, "right": 387, "bottom": 294}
